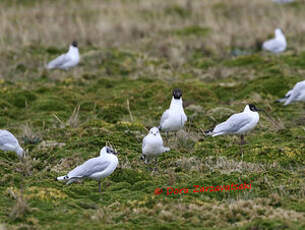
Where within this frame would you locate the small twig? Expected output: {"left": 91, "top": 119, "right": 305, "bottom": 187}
{"left": 53, "top": 114, "right": 63, "bottom": 124}
{"left": 262, "top": 111, "right": 284, "bottom": 130}
{"left": 126, "top": 99, "right": 134, "bottom": 122}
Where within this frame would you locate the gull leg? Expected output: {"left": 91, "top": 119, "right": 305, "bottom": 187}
{"left": 153, "top": 157, "right": 158, "bottom": 172}
{"left": 240, "top": 135, "right": 245, "bottom": 161}
{"left": 240, "top": 135, "right": 246, "bottom": 145}
{"left": 98, "top": 180, "right": 101, "bottom": 193}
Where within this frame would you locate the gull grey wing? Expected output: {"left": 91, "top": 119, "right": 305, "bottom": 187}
{"left": 47, "top": 54, "right": 69, "bottom": 69}
{"left": 160, "top": 109, "right": 170, "bottom": 127}
{"left": 214, "top": 113, "right": 251, "bottom": 134}
{"left": 0, "top": 131, "right": 18, "bottom": 146}
{"left": 285, "top": 81, "right": 305, "bottom": 104}
{"left": 142, "top": 135, "right": 148, "bottom": 151}
{"left": 67, "top": 157, "right": 110, "bottom": 179}
{"left": 263, "top": 39, "right": 282, "bottom": 52}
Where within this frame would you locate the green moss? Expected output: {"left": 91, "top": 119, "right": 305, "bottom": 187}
{"left": 5, "top": 90, "right": 37, "bottom": 108}
{"left": 223, "top": 55, "right": 265, "bottom": 67}
{"left": 32, "top": 97, "right": 70, "bottom": 112}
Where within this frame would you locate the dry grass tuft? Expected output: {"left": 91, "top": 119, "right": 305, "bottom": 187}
{"left": 53, "top": 104, "right": 81, "bottom": 128}
{"left": 204, "top": 156, "right": 277, "bottom": 174}
{"left": 7, "top": 187, "right": 31, "bottom": 221}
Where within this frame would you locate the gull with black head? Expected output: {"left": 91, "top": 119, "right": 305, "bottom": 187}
{"left": 159, "top": 88, "right": 187, "bottom": 134}
{"left": 56, "top": 146, "right": 118, "bottom": 192}
{"left": 205, "top": 104, "right": 261, "bottom": 157}
{"left": 47, "top": 41, "right": 80, "bottom": 70}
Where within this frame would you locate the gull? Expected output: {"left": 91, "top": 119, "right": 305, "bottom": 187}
{"left": 0, "top": 130, "right": 24, "bottom": 158}
{"left": 56, "top": 146, "right": 118, "bottom": 192}
{"left": 262, "top": 28, "right": 287, "bottom": 53}
{"left": 159, "top": 88, "right": 187, "bottom": 133}
{"left": 273, "top": 0, "right": 294, "bottom": 4}
{"left": 205, "top": 104, "right": 261, "bottom": 155}
{"left": 277, "top": 80, "right": 305, "bottom": 105}
{"left": 141, "top": 127, "right": 170, "bottom": 164}
{"left": 46, "top": 41, "right": 80, "bottom": 70}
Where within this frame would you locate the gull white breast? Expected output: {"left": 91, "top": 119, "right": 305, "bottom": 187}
{"left": 141, "top": 127, "right": 170, "bottom": 164}
{"left": 159, "top": 88, "right": 187, "bottom": 132}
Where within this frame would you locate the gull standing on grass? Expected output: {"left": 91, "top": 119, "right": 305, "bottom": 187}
{"left": 56, "top": 146, "right": 118, "bottom": 192}
{"left": 262, "top": 28, "right": 287, "bottom": 54}
{"left": 273, "top": 0, "right": 294, "bottom": 4}
{"left": 277, "top": 80, "right": 305, "bottom": 105}
{"left": 141, "top": 127, "right": 170, "bottom": 164}
{"left": 46, "top": 41, "right": 80, "bottom": 70}
{"left": 0, "top": 130, "right": 24, "bottom": 158}
{"left": 159, "top": 88, "right": 187, "bottom": 133}
{"left": 205, "top": 104, "right": 261, "bottom": 157}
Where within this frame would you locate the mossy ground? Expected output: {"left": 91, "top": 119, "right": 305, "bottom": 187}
{"left": 0, "top": 0, "right": 305, "bottom": 229}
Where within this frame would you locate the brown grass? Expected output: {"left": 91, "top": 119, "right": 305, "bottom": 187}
{"left": 0, "top": 0, "right": 304, "bottom": 54}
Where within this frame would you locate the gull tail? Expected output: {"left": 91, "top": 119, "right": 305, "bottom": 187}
{"left": 204, "top": 129, "right": 214, "bottom": 136}
{"left": 275, "top": 97, "right": 287, "bottom": 103}
{"left": 56, "top": 175, "right": 69, "bottom": 181}
{"left": 163, "top": 147, "right": 170, "bottom": 152}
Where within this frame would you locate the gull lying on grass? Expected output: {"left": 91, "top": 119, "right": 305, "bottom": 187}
{"left": 46, "top": 41, "right": 80, "bottom": 70}
{"left": 57, "top": 146, "right": 118, "bottom": 192}
{"left": 205, "top": 104, "right": 261, "bottom": 156}
{"left": 262, "top": 28, "right": 286, "bottom": 54}
{"left": 159, "top": 88, "right": 187, "bottom": 133}
{"left": 0, "top": 130, "right": 24, "bottom": 158}
{"left": 141, "top": 127, "right": 170, "bottom": 164}
{"left": 277, "top": 80, "right": 305, "bottom": 105}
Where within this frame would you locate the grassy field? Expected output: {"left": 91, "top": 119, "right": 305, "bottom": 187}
{"left": 0, "top": 0, "right": 305, "bottom": 229}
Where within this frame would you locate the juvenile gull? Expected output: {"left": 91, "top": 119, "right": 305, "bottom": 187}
{"left": 205, "top": 104, "right": 261, "bottom": 147}
{"left": 57, "top": 146, "right": 118, "bottom": 192}
{"left": 47, "top": 41, "right": 80, "bottom": 70}
{"left": 0, "top": 130, "right": 24, "bottom": 158}
{"left": 141, "top": 127, "right": 170, "bottom": 164}
{"left": 277, "top": 80, "right": 305, "bottom": 105}
{"left": 159, "top": 88, "right": 187, "bottom": 132}
{"left": 262, "top": 28, "right": 286, "bottom": 54}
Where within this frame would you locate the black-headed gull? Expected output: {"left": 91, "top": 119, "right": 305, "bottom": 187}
{"left": 205, "top": 104, "right": 261, "bottom": 146}
{"left": 141, "top": 127, "right": 170, "bottom": 164}
{"left": 262, "top": 28, "right": 286, "bottom": 54}
{"left": 159, "top": 89, "right": 187, "bottom": 132}
{"left": 56, "top": 146, "right": 118, "bottom": 192}
{"left": 277, "top": 80, "right": 305, "bottom": 105}
{"left": 47, "top": 41, "right": 80, "bottom": 70}
{"left": 0, "top": 130, "right": 24, "bottom": 158}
